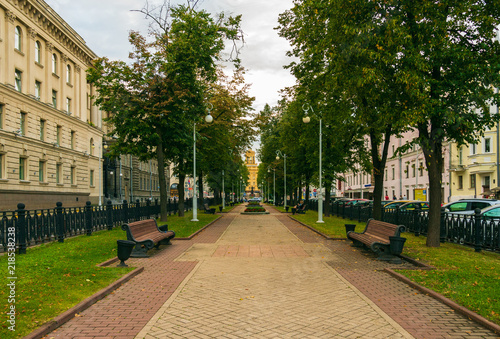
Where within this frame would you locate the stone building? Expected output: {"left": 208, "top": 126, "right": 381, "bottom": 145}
{"left": 0, "top": 0, "right": 105, "bottom": 210}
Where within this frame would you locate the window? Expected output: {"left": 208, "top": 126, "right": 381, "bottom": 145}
{"left": 412, "top": 163, "right": 416, "bottom": 178}
{"left": 35, "top": 41, "right": 41, "bottom": 63}
{"left": 19, "top": 157, "right": 26, "bottom": 180}
{"left": 66, "top": 97, "right": 71, "bottom": 114}
{"left": 458, "top": 147, "right": 463, "bottom": 165}
{"left": 20, "top": 112, "right": 27, "bottom": 135}
{"left": 458, "top": 175, "right": 463, "bottom": 189}
{"left": 385, "top": 169, "right": 387, "bottom": 181}
{"left": 52, "top": 90, "right": 57, "bottom": 108}
{"left": 90, "top": 138, "right": 94, "bottom": 155}
{"left": 391, "top": 167, "right": 395, "bottom": 180}
{"left": 484, "top": 138, "right": 491, "bottom": 153}
{"left": 35, "top": 81, "right": 41, "bottom": 100}
{"left": 39, "top": 160, "right": 45, "bottom": 182}
{"left": 56, "top": 163, "right": 62, "bottom": 184}
{"left": 56, "top": 125, "right": 62, "bottom": 145}
{"left": 470, "top": 143, "right": 477, "bottom": 155}
{"left": 52, "top": 54, "right": 57, "bottom": 74}
{"left": 15, "top": 26, "right": 22, "bottom": 51}
{"left": 405, "top": 164, "right": 409, "bottom": 179}
{"left": 448, "top": 202, "right": 467, "bottom": 212}
{"left": 90, "top": 170, "right": 94, "bottom": 186}
{"left": 419, "top": 162, "right": 424, "bottom": 177}
{"left": 40, "top": 119, "right": 45, "bottom": 141}
{"left": 470, "top": 174, "right": 476, "bottom": 189}
{"left": 66, "top": 65, "right": 71, "bottom": 84}
{"left": 70, "top": 166, "right": 75, "bottom": 185}
{"left": 0, "top": 104, "right": 3, "bottom": 129}
{"left": 70, "top": 131, "right": 75, "bottom": 149}
{"left": 15, "top": 69, "right": 22, "bottom": 92}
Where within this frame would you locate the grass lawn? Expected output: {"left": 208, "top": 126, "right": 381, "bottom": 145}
{"left": 0, "top": 209, "right": 219, "bottom": 338}
{"left": 294, "top": 210, "right": 500, "bottom": 325}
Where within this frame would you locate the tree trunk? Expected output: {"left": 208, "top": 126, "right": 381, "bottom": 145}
{"left": 178, "top": 174, "right": 186, "bottom": 217}
{"left": 157, "top": 139, "right": 168, "bottom": 222}
{"left": 370, "top": 128, "right": 391, "bottom": 220}
{"left": 419, "top": 122, "right": 443, "bottom": 247}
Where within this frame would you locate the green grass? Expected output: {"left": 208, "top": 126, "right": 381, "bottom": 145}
{"left": 0, "top": 210, "right": 220, "bottom": 338}
{"left": 157, "top": 209, "right": 220, "bottom": 238}
{"left": 295, "top": 211, "right": 500, "bottom": 325}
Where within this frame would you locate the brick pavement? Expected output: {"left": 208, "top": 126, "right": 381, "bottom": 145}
{"left": 43, "top": 205, "right": 499, "bottom": 339}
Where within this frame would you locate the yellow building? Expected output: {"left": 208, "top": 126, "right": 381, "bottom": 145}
{"left": 245, "top": 149, "right": 259, "bottom": 196}
{"left": 0, "top": 0, "right": 104, "bottom": 210}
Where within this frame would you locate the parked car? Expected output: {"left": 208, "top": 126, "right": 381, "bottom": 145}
{"left": 383, "top": 200, "right": 414, "bottom": 209}
{"left": 442, "top": 199, "right": 500, "bottom": 215}
{"left": 248, "top": 197, "right": 261, "bottom": 202}
{"left": 398, "top": 201, "right": 430, "bottom": 211}
{"left": 345, "top": 199, "right": 369, "bottom": 206}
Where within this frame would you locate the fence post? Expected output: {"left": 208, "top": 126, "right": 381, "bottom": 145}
{"left": 155, "top": 198, "right": 159, "bottom": 218}
{"left": 135, "top": 199, "right": 141, "bottom": 221}
{"left": 56, "top": 202, "right": 64, "bottom": 243}
{"left": 123, "top": 200, "right": 129, "bottom": 224}
{"left": 106, "top": 200, "right": 113, "bottom": 230}
{"left": 440, "top": 207, "right": 446, "bottom": 243}
{"left": 413, "top": 205, "right": 420, "bottom": 236}
{"left": 474, "top": 208, "right": 482, "bottom": 253}
{"left": 16, "top": 203, "right": 27, "bottom": 254}
{"left": 85, "top": 201, "right": 93, "bottom": 236}
{"left": 146, "top": 199, "right": 151, "bottom": 220}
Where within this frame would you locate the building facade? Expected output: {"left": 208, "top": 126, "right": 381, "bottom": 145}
{"left": 342, "top": 130, "right": 451, "bottom": 203}
{"left": 0, "top": 0, "right": 105, "bottom": 210}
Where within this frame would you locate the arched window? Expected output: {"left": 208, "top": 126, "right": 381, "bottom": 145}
{"left": 66, "top": 65, "right": 71, "bottom": 83}
{"left": 52, "top": 54, "right": 57, "bottom": 74}
{"left": 35, "top": 41, "right": 41, "bottom": 63}
{"left": 15, "top": 26, "right": 22, "bottom": 51}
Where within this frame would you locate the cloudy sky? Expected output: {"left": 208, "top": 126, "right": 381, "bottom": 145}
{"left": 43, "top": 0, "right": 297, "bottom": 115}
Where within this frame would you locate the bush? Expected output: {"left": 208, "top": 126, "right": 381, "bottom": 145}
{"left": 244, "top": 206, "right": 266, "bottom": 212}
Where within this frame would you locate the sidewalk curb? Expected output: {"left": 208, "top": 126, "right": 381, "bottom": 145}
{"left": 385, "top": 268, "right": 500, "bottom": 335}
{"left": 24, "top": 267, "right": 144, "bottom": 339}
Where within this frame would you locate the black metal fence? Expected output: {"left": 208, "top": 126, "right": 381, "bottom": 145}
{"left": 306, "top": 200, "right": 500, "bottom": 252}
{"left": 1, "top": 198, "right": 195, "bottom": 254}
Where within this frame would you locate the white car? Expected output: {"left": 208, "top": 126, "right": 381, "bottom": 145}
{"left": 442, "top": 199, "right": 500, "bottom": 215}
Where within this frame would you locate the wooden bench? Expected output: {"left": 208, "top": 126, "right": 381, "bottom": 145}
{"left": 121, "top": 219, "right": 175, "bottom": 258}
{"left": 347, "top": 219, "right": 406, "bottom": 263}
{"left": 296, "top": 204, "right": 308, "bottom": 214}
{"left": 203, "top": 203, "right": 216, "bottom": 214}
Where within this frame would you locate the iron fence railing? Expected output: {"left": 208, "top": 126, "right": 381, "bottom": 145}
{"left": 1, "top": 198, "right": 198, "bottom": 254}
{"left": 305, "top": 200, "right": 500, "bottom": 252}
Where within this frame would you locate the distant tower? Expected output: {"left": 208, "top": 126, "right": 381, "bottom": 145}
{"left": 245, "top": 150, "right": 260, "bottom": 197}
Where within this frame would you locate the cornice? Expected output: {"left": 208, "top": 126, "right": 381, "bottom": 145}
{"left": 1, "top": 0, "right": 98, "bottom": 66}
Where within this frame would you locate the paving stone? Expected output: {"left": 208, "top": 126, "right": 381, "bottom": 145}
{"left": 43, "top": 206, "right": 498, "bottom": 339}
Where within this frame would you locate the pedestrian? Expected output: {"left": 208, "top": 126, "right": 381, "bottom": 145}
{"left": 393, "top": 194, "right": 397, "bottom": 200}
{"left": 399, "top": 195, "right": 403, "bottom": 200}
{"left": 385, "top": 194, "right": 389, "bottom": 200}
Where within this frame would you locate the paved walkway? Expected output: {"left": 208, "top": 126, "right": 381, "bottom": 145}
{"left": 46, "top": 205, "right": 498, "bottom": 339}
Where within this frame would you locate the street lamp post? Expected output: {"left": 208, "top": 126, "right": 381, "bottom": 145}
{"left": 276, "top": 150, "right": 287, "bottom": 209}
{"left": 273, "top": 168, "right": 276, "bottom": 205}
{"left": 222, "top": 170, "right": 225, "bottom": 209}
{"left": 303, "top": 103, "right": 324, "bottom": 224}
{"left": 191, "top": 109, "right": 214, "bottom": 222}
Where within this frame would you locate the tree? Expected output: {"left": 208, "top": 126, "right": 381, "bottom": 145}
{"left": 87, "top": 1, "right": 243, "bottom": 220}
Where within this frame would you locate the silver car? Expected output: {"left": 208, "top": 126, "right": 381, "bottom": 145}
{"left": 442, "top": 199, "right": 500, "bottom": 215}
